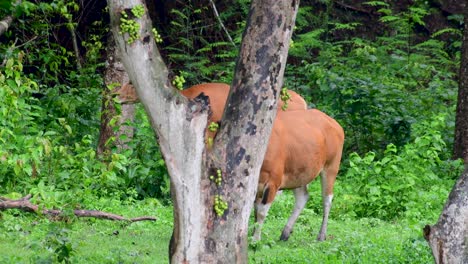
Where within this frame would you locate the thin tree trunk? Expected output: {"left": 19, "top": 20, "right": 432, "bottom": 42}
{"left": 107, "top": 0, "right": 299, "bottom": 262}
{"left": 69, "top": 24, "right": 82, "bottom": 70}
{"left": 0, "top": 15, "right": 13, "bottom": 36}
{"left": 454, "top": 6, "right": 468, "bottom": 163}
{"left": 97, "top": 34, "right": 137, "bottom": 158}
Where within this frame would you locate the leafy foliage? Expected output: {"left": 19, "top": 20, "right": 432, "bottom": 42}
{"left": 286, "top": 16, "right": 460, "bottom": 156}
{"left": 161, "top": 2, "right": 241, "bottom": 86}
{"left": 339, "top": 114, "right": 463, "bottom": 220}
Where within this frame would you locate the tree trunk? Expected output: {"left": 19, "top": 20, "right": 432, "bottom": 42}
{"left": 107, "top": 0, "right": 299, "bottom": 262}
{"left": 426, "top": 4, "right": 468, "bottom": 262}
{"left": 453, "top": 4, "right": 468, "bottom": 163}
{"left": 97, "top": 34, "right": 138, "bottom": 158}
{"left": 197, "top": 1, "right": 299, "bottom": 261}
{"left": 423, "top": 167, "right": 468, "bottom": 263}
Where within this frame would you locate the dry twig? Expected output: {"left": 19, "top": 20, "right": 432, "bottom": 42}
{"left": 0, "top": 195, "right": 157, "bottom": 223}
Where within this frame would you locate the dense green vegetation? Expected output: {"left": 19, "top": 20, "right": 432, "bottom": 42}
{"left": 0, "top": 0, "right": 465, "bottom": 262}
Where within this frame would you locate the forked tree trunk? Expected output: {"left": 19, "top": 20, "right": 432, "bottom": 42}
{"left": 454, "top": 5, "right": 468, "bottom": 163}
{"left": 107, "top": 0, "right": 299, "bottom": 262}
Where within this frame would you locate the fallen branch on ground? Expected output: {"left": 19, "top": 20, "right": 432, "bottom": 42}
{"left": 0, "top": 194, "right": 157, "bottom": 223}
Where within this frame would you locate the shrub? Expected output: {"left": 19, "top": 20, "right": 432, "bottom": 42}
{"left": 335, "top": 114, "right": 463, "bottom": 221}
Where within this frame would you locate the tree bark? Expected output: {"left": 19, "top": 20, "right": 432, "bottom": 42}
{"left": 454, "top": 4, "right": 468, "bottom": 163}
{"left": 107, "top": 0, "right": 299, "bottom": 262}
{"left": 424, "top": 167, "right": 468, "bottom": 264}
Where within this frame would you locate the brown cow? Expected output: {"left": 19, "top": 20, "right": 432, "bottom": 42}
{"left": 119, "top": 82, "right": 343, "bottom": 241}
{"left": 254, "top": 109, "right": 344, "bottom": 241}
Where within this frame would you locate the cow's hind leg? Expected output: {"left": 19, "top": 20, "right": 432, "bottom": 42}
{"left": 317, "top": 168, "right": 337, "bottom": 241}
{"left": 253, "top": 183, "right": 278, "bottom": 241}
{"left": 280, "top": 185, "right": 309, "bottom": 241}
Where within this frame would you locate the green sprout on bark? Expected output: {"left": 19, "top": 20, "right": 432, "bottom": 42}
{"left": 280, "top": 87, "right": 291, "bottom": 111}
{"left": 119, "top": 5, "right": 145, "bottom": 44}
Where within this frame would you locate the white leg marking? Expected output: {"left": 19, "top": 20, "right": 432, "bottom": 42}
{"left": 253, "top": 202, "right": 272, "bottom": 241}
{"left": 318, "top": 170, "right": 334, "bottom": 241}
{"left": 280, "top": 186, "right": 309, "bottom": 241}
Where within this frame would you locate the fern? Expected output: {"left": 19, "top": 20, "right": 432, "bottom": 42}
{"left": 379, "top": 15, "right": 400, "bottom": 23}
{"left": 329, "top": 22, "right": 361, "bottom": 32}
{"left": 432, "top": 28, "right": 462, "bottom": 38}
{"left": 408, "top": 7, "right": 428, "bottom": 26}
{"left": 363, "top": 1, "right": 389, "bottom": 7}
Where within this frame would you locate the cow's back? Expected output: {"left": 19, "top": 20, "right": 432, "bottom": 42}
{"left": 262, "top": 109, "right": 344, "bottom": 190}
{"left": 181, "top": 83, "right": 307, "bottom": 123}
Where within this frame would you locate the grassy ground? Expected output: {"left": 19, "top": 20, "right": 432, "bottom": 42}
{"left": 0, "top": 193, "right": 434, "bottom": 263}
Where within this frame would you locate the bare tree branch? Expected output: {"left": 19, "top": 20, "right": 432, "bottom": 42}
{"left": 209, "top": 0, "right": 236, "bottom": 47}
{"left": 334, "top": 2, "right": 375, "bottom": 14}
{"left": 0, "top": 195, "right": 157, "bottom": 223}
{"left": 69, "top": 24, "right": 82, "bottom": 70}
{"left": 0, "top": 0, "right": 21, "bottom": 37}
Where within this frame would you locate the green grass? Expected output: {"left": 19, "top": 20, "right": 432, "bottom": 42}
{"left": 0, "top": 193, "right": 434, "bottom": 263}
{"left": 248, "top": 192, "right": 433, "bottom": 263}
{"left": 0, "top": 204, "right": 173, "bottom": 263}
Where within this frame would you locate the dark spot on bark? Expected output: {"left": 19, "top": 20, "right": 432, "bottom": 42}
{"left": 238, "top": 182, "right": 245, "bottom": 189}
{"left": 226, "top": 136, "right": 241, "bottom": 172}
{"left": 186, "top": 92, "right": 211, "bottom": 121}
{"left": 205, "top": 238, "right": 216, "bottom": 254}
{"left": 246, "top": 155, "right": 251, "bottom": 163}
{"left": 255, "top": 14, "right": 262, "bottom": 25}
{"left": 245, "top": 121, "right": 257, "bottom": 135}
{"left": 255, "top": 45, "right": 269, "bottom": 67}
{"left": 277, "top": 15, "right": 283, "bottom": 28}
{"left": 244, "top": 169, "right": 249, "bottom": 176}
{"left": 143, "top": 35, "right": 150, "bottom": 43}
{"left": 249, "top": 94, "right": 262, "bottom": 115}
{"left": 235, "top": 148, "right": 246, "bottom": 165}
{"left": 223, "top": 73, "right": 253, "bottom": 120}
{"left": 194, "top": 92, "right": 211, "bottom": 112}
